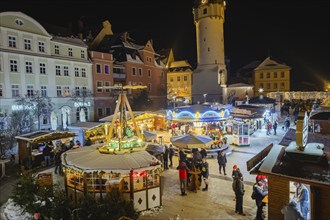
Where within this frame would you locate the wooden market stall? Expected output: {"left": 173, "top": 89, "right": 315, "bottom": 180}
{"left": 246, "top": 113, "right": 330, "bottom": 220}
{"left": 15, "top": 131, "right": 77, "bottom": 169}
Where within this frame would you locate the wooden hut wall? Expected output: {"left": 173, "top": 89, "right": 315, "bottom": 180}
{"left": 18, "top": 139, "right": 29, "bottom": 164}
{"left": 268, "top": 175, "right": 290, "bottom": 220}
{"left": 311, "top": 185, "right": 330, "bottom": 220}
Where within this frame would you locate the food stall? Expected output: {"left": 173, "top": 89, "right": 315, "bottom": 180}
{"left": 232, "top": 121, "right": 250, "bottom": 146}
{"left": 15, "top": 131, "right": 77, "bottom": 169}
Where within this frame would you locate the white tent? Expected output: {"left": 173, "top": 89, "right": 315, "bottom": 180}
{"left": 170, "top": 134, "right": 213, "bottom": 149}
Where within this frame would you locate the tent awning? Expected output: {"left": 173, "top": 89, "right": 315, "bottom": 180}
{"left": 16, "top": 131, "right": 77, "bottom": 144}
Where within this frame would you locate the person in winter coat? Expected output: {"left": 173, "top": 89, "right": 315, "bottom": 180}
{"left": 232, "top": 165, "right": 242, "bottom": 179}
{"left": 192, "top": 148, "right": 202, "bottom": 168}
{"left": 201, "top": 158, "right": 209, "bottom": 191}
{"left": 177, "top": 161, "right": 190, "bottom": 196}
{"left": 253, "top": 180, "right": 268, "bottom": 220}
{"left": 54, "top": 150, "right": 63, "bottom": 175}
{"left": 200, "top": 148, "right": 207, "bottom": 158}
{"left": 281, "top": 199, "right": 304, "bottom": 220}
{"left": 273, "top": 121, "right": 278, "bottom": 135}
{"left": 293, "top": 182, "right": 310, "bottom": 220}
{"left": 179, "top": 148, "right": 186, "bottom": 164}
{"left": 217, "top": 151, "right": 227, "bottom": 175}
{"left": 42, "top": 144, "right": 52, "bottom": 166}
{"left": 232, "top": 169, "right": 245, "bottom": 216}
{"left": 169, "top": 144, "right": 175, "bottom": 167}
{"left": 163, "top": 145, "right": 169, "bottom": 170}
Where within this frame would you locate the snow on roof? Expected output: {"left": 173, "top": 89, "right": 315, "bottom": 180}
{"left": 259, "top": 144, "right": 284, "bottom": 173}
{"left": 62, "top": 146, "right": 161, "bottom": 173}
{"left": 126, "top": 54, "right": 144, "bottom": 64}
{"left": 254, "top": 57, "right": 291, "bottom": 70}
{"left": 67, "top": 122, "right": 104, "bottom": 130}
{"left": 52, "top": 36, "right": 87, "bottom": 47}
{"left": 169, "top": 60, "right": 192, "bottom": 69}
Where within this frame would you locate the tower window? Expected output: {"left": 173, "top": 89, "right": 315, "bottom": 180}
{"left": 208, "top": 48, "right": 210, "bottom": 52}
{"left": 204, "top": 38, "right": 206, "bottom": 42}
{"left": 203, "top": 8, "right": 207, "bottom": 14}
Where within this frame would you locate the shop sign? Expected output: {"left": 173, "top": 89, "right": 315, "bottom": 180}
{"left": 74, "top": 101, "right": 91, "bottom": 107}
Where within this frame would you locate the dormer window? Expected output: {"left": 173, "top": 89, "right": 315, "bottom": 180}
{"left": 15, "top": 19, "right": 24, "bottom": 26}
{"left": 38, "top": 42, "right": 45, "bottom": 52}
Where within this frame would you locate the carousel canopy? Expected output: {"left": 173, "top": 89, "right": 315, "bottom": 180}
{"left": 62, "top": 146, "right": 160, "bottom": 173}
{"left": 15, "top": 131, "right": 77, "bottom": 144}
{"left": 170, "top": 134, "right": 213, "bottom": 149}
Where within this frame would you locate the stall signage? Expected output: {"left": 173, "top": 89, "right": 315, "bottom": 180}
{"left": 231, "top": 108, "right": 252, "bottom": 115}
{"left": 296, "top": 111, "right": 308, "bottom": 148}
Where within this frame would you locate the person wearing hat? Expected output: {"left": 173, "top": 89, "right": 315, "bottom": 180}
{"left": 232, "top": 165, "right": 242, "bottom": 179}
{"left": 232, "top": 165, "right": 245, "bottom": 216}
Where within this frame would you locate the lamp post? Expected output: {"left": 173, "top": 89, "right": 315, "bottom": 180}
{"left": 172, "top": 96, "right": 177, "bottom": 110}
{"left": 203, "top": 93, "right": 207, "bottom": 103}
{"left": 258, "top": 88, "right": 264, "bottom": 99}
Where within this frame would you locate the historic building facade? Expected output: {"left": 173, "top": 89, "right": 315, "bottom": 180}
{"left": 192, "top": 0, "right": 228, "bottom": 103}
{"left": 89, "top": 21, "right": 167, "bottom": 111}
{"left": 0, "top": 12, "right": 93, "bottom": 130}
{"left": 253, "top": 56, "right": 291, "bottom": 96}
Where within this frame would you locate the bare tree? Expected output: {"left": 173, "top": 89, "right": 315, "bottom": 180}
{"left": 69, "top": 87, "right": 94, "bottom": 107}
{"left": 29, "top": 91, "right": 54, "bottom": 130}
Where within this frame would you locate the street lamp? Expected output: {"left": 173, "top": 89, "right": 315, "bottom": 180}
{"left": 172, "top": 96, "right": 177, "bottom": 110}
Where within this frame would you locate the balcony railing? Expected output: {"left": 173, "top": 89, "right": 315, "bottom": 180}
{"left": 113, "top": 73, "right": 126, "bottom": 79}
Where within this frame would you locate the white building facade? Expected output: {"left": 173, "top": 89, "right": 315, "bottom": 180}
{"left": 192, "top": 0, "right": 228, "bottom": 104}
{"left": 0, "top": 12, "right": 93, "bottom": 130}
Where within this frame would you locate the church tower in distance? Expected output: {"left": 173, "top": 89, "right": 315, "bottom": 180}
{"left": 192, "top": 0, "right": 227, "bottom": 103}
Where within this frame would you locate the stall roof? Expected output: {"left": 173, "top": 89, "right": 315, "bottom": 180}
{"left": 15, "top": 131, "right": 77, "bottom": 144}
{"left": 67, "top": 122, "right": 104, "bottom": 130}
{"left": 248, "top": 96, "right": 276, "bottom": 105}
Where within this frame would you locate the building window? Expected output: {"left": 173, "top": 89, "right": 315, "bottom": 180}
{"left": 76, "top": 107, "right": 88, "bottom": 121}
{"left": 15, "top": 19, "right": 24, "bottom": 26}
{"left": 8, "top": 36, "right": 17, "bottom": 48}
{"left": 281, "top": 72, "right": 285, "bottom": 78}
{"left": 208, "top": 47, "right": 210, "bottom": 52}
{"left": 25, "top": 61, "right": 33, "bottom": 73}
{"left": 81, "top": 68, "right": 86, "bottom": 77}
{"left": 104, "top": 65, "right": 110, "bottom": 74}
{"left": 98, "top": 108, "right": 103, "bottom": 117}
{"left": 97, "top": 81, "right": 103, "bottom": 92}
{"left": 170, "top": 77, "right": 173, "bottom": 82}
{"left": 56, "top": 65, "right": 61, "bottom": 76}
{"left": 105, "top": 81, "right": 110, "bottom": 92}
{"left": 281, "top": 82, "right": 285, "bottom": 88}
{"left": 148, "top": 69, "right": 151, "bottom": 78}
{"left": 274, "top": 83, "right": 278, "bottom": 90}
{"left": 260, "top": 72, "right": 263, "bottom": 79}
{"left": 38, "top": 42, "right": 45, "bottom": 52}
{"left": 81, "top": 50, "right": 85, "bottom": 58}
{"left": 82, "top": 87, "right": 87, "bottom": 96}
{"left": 63, "top": 66, "right": 69, "bottom": 76}
{"left": 10, "top": 60, "right": 18, "bottom": 72}
{"left": 132, "top": 67, "right": 136, "bottom": 76}
{"left": 139, "top": 82, "right": 143, "bottom": 86}
{"left": 55, "top": 45, "right": 60, "bottom": 55}
{"left": 57, "top": 86, "right": 62, "bottom": 96}
{"left": 138, "top": 68, "right": 142, "bottom": 77}
{"left": 148, "top": 83, "right": 151, "bottom": 92}
{"left": 75, "top": 87, "right": 80, "bottom": 96}
{"left": 266, "top": 72, "right": 270, "bottom": 78}
{"left": 75, "top": 67, "right": 80, "bottom": 77}
{"left": 260, "top": 83, "right": 264, "bottom": 89}
{"left": 11, "top": 85, "right": 19, "bottom": 97}
{"left": 40, "top": 63, "right": 46, "bottom": 74}
{"left": 266, "top": 83, "right": 270, "bottom": 89}
{"left": 42, "top": 116, "right": 49, "bottom": 125}
{"left": 184, "top": 76, "right": 188, "bottom": 81}
{"left": 106, "top": 108, "right": 111, "bottom": 116}
{"left": 177, "top": 76, "right": 181, "bottom": 82}
{"left": 41, "top": 86, "right": 47, "bottom": 97}
{"left": 96, "top": 64, "right": 101, "bottom": 73}
{"left": 68, "top": 48, "right": 73, "bottom": 57}
{"left": 203, "top": 8, "right": 207, "bottom": 14}
{"left": 64, "top": 86, "right": 70, "bottom": 97}
{"left": 274, "top": 72, "right": 277, "bottom": 78}
{"left": 24, "top": 39, "right": 32, "bottom": 50}
{"left": 26, "top": 85, "right": 34, "bottom": 97}
{"left": 0, "top": 84, "right": 3, "bottom": 97}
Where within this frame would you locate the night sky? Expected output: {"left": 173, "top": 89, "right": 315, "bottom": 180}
{"left": 1, "top": 0, "right": 329, "bottom": 90}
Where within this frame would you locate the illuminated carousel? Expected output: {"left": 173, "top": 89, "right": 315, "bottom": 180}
{"left": 62, "top": 86, "right": 163, "bottom": 211}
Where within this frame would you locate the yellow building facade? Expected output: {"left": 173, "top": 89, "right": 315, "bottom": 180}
{"left": 167, "top": 60, "right": 193, "bottom": 105}
{"left": 253, "top": 57, "right": 291, "bottom": 96}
